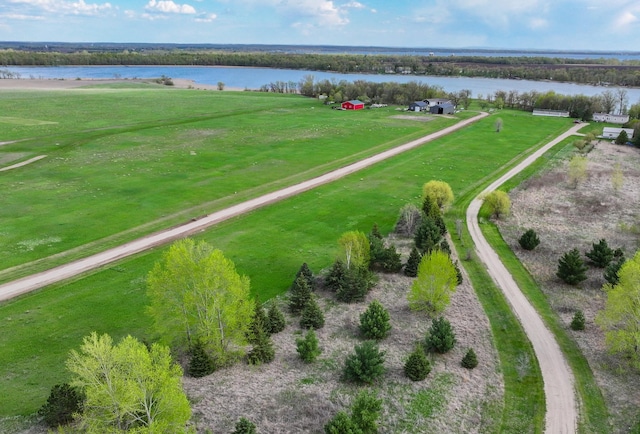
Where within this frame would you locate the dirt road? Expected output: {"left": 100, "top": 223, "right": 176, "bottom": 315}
{"left": 0, "top": 112, "right": 488, "bottom": 302}
{"left": 467, "top": 123, "right": 584, "bottom": 433}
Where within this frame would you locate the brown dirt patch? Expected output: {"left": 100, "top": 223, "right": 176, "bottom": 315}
{"left": 497, "top": 141, "right": 640, "bottom": 432}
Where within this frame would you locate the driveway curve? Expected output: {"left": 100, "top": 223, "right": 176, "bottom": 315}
{"left": 467, "top": 122, "right": 584, "bottom": 433}
{"left": 0, "top": 112, "right": 488, "bottom": 302}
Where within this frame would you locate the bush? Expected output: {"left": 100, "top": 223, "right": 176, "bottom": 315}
{"left": 300, "top": 296, "right": 325, "bottom": 330}
{"left": 404, "top": 347, "right": 431, "bottom": 381}
{"left": 359, "top": 300, "right": 392, "bottom": 340}
{"left": 266, "top": 303, "right": 286, "bottom": 334}
{"left": 232, "top": 417, "right": 257, "bottom": 434}
{"left": 343, "top": 341, "right": 386, "bottom": 384}
{"left": 296, "top": 329, "right": 321, "bottom": 363}
{"left": 557, "top": 248, "right": 588, "bottom": 285}
{"left": 461, "top": 348, "right": 478, "bottom": 369}
{"left": 454, "top": 260, "right": 463, "bottom": 285}
{"left": 585, "top": 239, "right": 614, "bottom": 268}
{"left": 188, "top": 339, "right": 216, "bottom": 377}
{"left": 289, "top": 275, "right": 312, "bottom": 315}
{"left": 425, "top": 317, "right": 456, "bottom": 354}
{"left": 571, "top": 310, "right": 586, "bottom": 331}
{"left": 38, "top": 383, "right": 84, "bottom": 428}
{"left": 518, "top": 229, "right": 540, "bottom": 250}
{"left": 324, "top": 411, "right": 362, "bottom": 434}
{"left": 404, "top": 247, "right": 421, "bottom": 277}
{"left": 350, "top": 390, "right": 382, "bottom": 434}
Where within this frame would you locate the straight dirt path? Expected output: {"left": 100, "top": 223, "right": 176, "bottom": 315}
{"left": 466, "top": 122, "right": 585, "bottom": 433}
{"left": 0, "top": 112, "right": 488, "bottom": 302}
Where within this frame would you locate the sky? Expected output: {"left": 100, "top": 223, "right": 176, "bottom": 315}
{"left": 1, "top": 0, "right": 640, "bottom": 51}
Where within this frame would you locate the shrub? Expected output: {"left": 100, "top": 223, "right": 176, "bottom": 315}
{"left": 324, "top": 411, "right": 361, "bottom": 434}
{"left": 232, "top": 417, "right": 257, "bottom": 434}
{"left": 394, "top": 203, "right": 421, "bottom": 236}
{"left": 461, "top": 348, "right": 478, "bottom": 369}
{"left": 38, "top": 383, "right": 84, "bottom": 428}
{"left": 266, "top": 303, "right": 286, "bottom": 334}
{"left": 557, "top": 248, "right": 588, "bottom": 285}
{"left": 453, "top": 260, "right": 463, "bottom": 285}
{"left": 571, "top": 310, "right": 586, "bottom": 331}
{"left": 404, "top": 247, "right": 421, "bottom": 277}
{"left": 404, "top": 347, "right": 431, "bottom": 381}
{"left": 343, "top": 341, "right": 386, "bottom": 384}
{"left": 616, "top": 129, "right": 629, "bottom": 145}
{"left": 300, "top": 296, "right": 325, "bottom": 330}
{"left": 425, "top": 317, "right": 457, "bottom": 354}
{"left": 188, "top": 339, "right": 216, "bottom": 377}
{"left": 518, "top": 229, "right": 540, "bottom": 250}
{"left": 296, "top": 329, "right": 321, "bottom": 363}
{"left": 359, "top": 300, "right": 392, "bottom": 340}
{"left": 350, "top": 390, "right": 382, "bottom": 434}
{"left": 585, "top": 239, "right": 614, "bottom": 268}
{"left": 289, "top": 275, "right": 312, "bottom": 315}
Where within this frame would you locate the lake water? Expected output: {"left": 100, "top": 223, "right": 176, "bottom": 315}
{"left": 4, "top": 65, "right": 640, "bottom": 102}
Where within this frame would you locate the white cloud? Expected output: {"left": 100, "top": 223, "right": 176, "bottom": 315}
{"left": 614, "top": 10, "right": 638, "bottom": 28}
{"left": 342, "top": 1, "right": 364, "bottom": 9}
{"left": 195, "top": 12, "right": 217, "bottom": 22}
{"left": 145, "top": 0, "right": 196, "bottom": 15}
{"left": 278, "top": 0, "right": 348, "bottom": 26}
{"left": 528, "top": 17, "right": 548, "bottom": 29}
{"left": 8, "top": 0, "right": 112, "bottom": 16}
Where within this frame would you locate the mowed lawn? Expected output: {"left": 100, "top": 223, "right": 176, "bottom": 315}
{"left": 0, "top": 87, "right": 469, "bottom": 279}
{"left": 0, "top": 100, "right": 573, "bottom": 418}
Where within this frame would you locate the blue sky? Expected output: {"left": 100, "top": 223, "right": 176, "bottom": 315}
{"left": 1, "top": 0, "right": 639, "bottom": 51}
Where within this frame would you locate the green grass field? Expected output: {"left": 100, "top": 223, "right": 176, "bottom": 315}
{"left": 0, "top": 88, "right": 594, "bottom": 430}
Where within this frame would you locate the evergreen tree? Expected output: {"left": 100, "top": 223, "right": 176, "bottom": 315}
{"left": 369, "top": 223, "right": 383, "bottom": 240}
{"left": 615, "top": 129, "right": 629, "bottom": 145}
{"left": 359, "top": 300, "right": 392, "bottom": 340}
{"left": 422, "top": 195, "right": 446, "bottom": 236}
{"left": 289, "top": 275, "right": 312, "bottom": 315}
{"left": 454, "top": 260, "right": 463, "bottom": 285}
{"left": 247, "top": 302, "right": 275, "bottom": 365}
{"left": 300, "top": 296, "right": 325, "bottom": 330}
{"left": 425, "top": 317, "right": 457, "bottom": 354}
{"left": 404, "top": 347, "right": 431, "bottom": 381}
{"left": 518, "top": 229, "right": 541, "bottom": 250}
{"left": 248, "top": 304, "right": 268, "bottom": 345}
{"left": 439, "top": 238, "right": 451, "bottom": 256}
{"left": 266, "top": 303, "right": 286, "bottom": 334}
{"left": 325, "top": 259, "right": 348, "bottom": 292}
{"left": 295, "top": 262, "right": 315, "bottom": 289}
{"left": 461, "top": 348, "right": 478, "bottom": 369}
{"left": 336, "top": 266, "right": 371, "bottom": 303}
{"left": 38, "top": 383, "right": 84, "bottom": 428}
{"left": 296, "top": 329, "right": 321, "bottom": 363}
{"left": 585, "top": 239, "right": 614, "bottom": 268}
{"left": 188, "top": 339, "right": 216, "bottom": 377}
{"left": 604, "top": 255, "right": 626, "bottom": 286}
{"left": 404, "top": 246, "right": 422, "bottom": 277}
{"left": 232, "top": 417, "right": 257, "bottom": 434}
{"left": 557, "top": 248, "right": 588, "bottom": 285}
{"left": 571, "top": 310, "right": 586, "bottom": 331}
{"left": 343, "top": 341, "right": 386, "bottom": 384}
{"left": 324, "top": 411, "right": 362, "bottom": 434}
{"left": 414, "top": 217, "right": 442, "bottom": 254}
{"left": 350, "top": 390, "right": 382, "bottom": 434}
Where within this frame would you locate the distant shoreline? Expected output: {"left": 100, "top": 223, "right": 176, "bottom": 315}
{"left": 0, "top": 77, "right": 245, "bottom": 91}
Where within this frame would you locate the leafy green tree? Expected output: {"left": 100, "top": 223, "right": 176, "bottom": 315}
{"left": 483, "top": 190, "right": 511, "bottom": 219}
{"left": 296, "top": 329, "right": 321, "bottom": 363}
{"left": 67, "top": 333, "right": 191, "bottom": 433}
{"left": 408, "top": 250, "right": 458, "bottom": 315}
{"left": 359, "top": 300, "right": 392, "bottom": 340}
{"left": 404, "top": 347, "right": 431, "bottom": 381}
{"left": 343, "top": 341, "right": 386, "bottom": 385}
{"left": 519, "top": 229, "right": 540, "bottom": 250}
{"left": 266, "top": 303, "right": 286, "bottom": 334}
{"left": 568, "top": 155, "right": 588, "bottom": 188}
{"left": 188, "top": 339, "right": 216, "bottom": 377}
{"left": 461, "top": 348, "right": 478, "bottom": 369}
{"left": 232, "top": 417, "right": 257, "bottom": 434}
{"left": 146, "top": 239, "right": 254, "bottom": 365}
{"left": 571, "top": 310, "right": 586, "bottom": 331}
{"left": 425, "top": 317, "right": 457, "bottom": 354}
{"left": 339, "top": 231, "right": 371, "bottom": 269}
{"left": 300, "top": 296, "right": 325, "bottom": 330}
{"left": 414, "top": 216, "right": 442, "bottom": 254}
{"left": 289, "top": 275, "right": 313, "bottom": 315}
{"left": 422, "top": 180, "right": 454, "bottom": 209}
{"left": 350, "top": 390, "right": 382, "bottom": 434}
{"left": 325, "top": 259, "right": 347, "bottom": 292}
{"left": 557, "top": 248, "right": 588, "bottom": 285}
{"left": 404, "top": 247, "right": 421, "bottom": 277}
{"left": 38, "top": 383, "right": 84, "bottom": 428}
{"left": 585, "top": 239, "right": 614, "bottom": 268}
{"left": 596, "top": 252, "right": 640, "bottom": 367}
{"left": 604, "top": 255, "right": 626, "bottom": 286}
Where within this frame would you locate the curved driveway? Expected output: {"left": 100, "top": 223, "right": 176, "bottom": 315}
{"left": 0, "top": 111, "right": 488, "bottom": 301}
{"left": 467, "top": 122, "right": 584, "bottom": 433}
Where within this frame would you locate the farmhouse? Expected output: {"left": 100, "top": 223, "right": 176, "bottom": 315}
{"left": 532, "top": 109, "right": 570, "bottom": 117}
{"left": 601, "top": 127, "right": 634, "bottom": 140}
{"left": 341, "top": 100, "right": 365, "bottom": 110}
{"left": 430, "top": 102, "right": 455, "bottom": 115}
{"left": 593, "top": 113, "right": 630, "bottom": 124}
{"left": 408, "top": 101, "right": 428, "bottom": 112}
{"left": 423, "top": 98, "right": 451, "bottom": 107}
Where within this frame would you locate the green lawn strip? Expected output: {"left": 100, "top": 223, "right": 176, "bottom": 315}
{"left": 0, "top": 110, "right": 569, "bottom": 418}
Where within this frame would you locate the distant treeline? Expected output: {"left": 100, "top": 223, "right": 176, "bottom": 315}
{"left": 1, "top": 48, "right": 640, "bottom": 87}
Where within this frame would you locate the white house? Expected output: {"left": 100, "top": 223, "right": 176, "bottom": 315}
{"left": 593, "top": 113, "right": 630, "bottom": 124}
{"left": 602, "top": 127, "right": 634, "bottom": 140}
{"left": 423, "top": 98, "right": 452, "bottom": 107}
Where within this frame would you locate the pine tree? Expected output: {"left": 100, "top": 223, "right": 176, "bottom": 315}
{"left": 300, "top": 296, "right": 325, "bottom": 330}
{"left": 454, "top": 260, "right": 463, "bottom": 285}
{"left": 404, "top": 246, "right": 421, "bottom": 277}
{"left": 325, "top": 259, "right": 348, "bottom": 292}
{"left": 247, "top": 303, "right": 275, "bottom": 365}
{"left": 518, "top": 229, "right": 540, "bottom": 250}
{"left": 414, "top": 217, "right": 442, "bottom": 254}
{"left": 557, "top": 248, "right": 588, "bottom": 285}
{"left": 422, "top": 195, "right": 446, "bottom": 236}
{"left": 425, "top": 317, "right": 457, "bottom": 354}
{"left": 188, "top": 339, "right": 216, "bottom": 377}
{"left": 343, "top": 341, "right": 386, "bottom": 384}
{"left": 336, "top": 266, "right": 371, "bottom": 303}
{"left": 289, "top": 275, "right": 312, "bottom": 315}
{"left": 461, "top": 348, "right": 478, "bottom": 369}
{"left": 585, "top": 239, "right": 614, "bottom": 268}
{"left": 324, "top": 411, "right": 361, "bottom": 434}
{"left": 248, "top": 304, "right": 268, "bottom": 345}
{"left": 604, "top": 255, "right": 626, "bottom": 286}
{"left": 266, "top": 303, "right": 286, "bottom": 334}
{"left": 404, "top": 347, "right": 431, "bottom": 381}
{"left": 296, "top": 329, "right": 321, "bottom": 363}
{"left": 295, "top": 262, "right": 315, "bottom": 288}
{"left": 232, "top": 417, "right": 257, "bottom": 434}
{"left": 38, "top": 383, "right": 84, "bottom": 428}
{"left": 571, "top": 310, "right": 586, "bottom": 331}
{"left": 359, "top": 300, "right": 391, "bottom": 340}
{"left": 350, "top": 390, "right": 382, "bottom": 434}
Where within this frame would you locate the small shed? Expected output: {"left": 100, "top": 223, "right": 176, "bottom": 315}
{"left": 341, "top": 100, "right": 365, "bottom": 110}
{"left": 602, "top": 127, "right": 634, "bottom": 139}
{"left": 409, "top": 101, "right": 428, "bottom": 112}
{"left": 430, "top": 102, "right": 455, "bottom": 115}
{"left": 593, "top": 113, "right": 630, "bottom": 124}
{"left": 532, "top": 109, "right": 570, "bottom": 117}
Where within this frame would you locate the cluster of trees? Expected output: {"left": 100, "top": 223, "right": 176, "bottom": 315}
{"left": 556, "top": 239, "right": 626, "bottom": 287}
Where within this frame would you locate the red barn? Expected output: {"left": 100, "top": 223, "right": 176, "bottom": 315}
{"left": 341, "top": 100, "right": 365, "bottom": 110}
